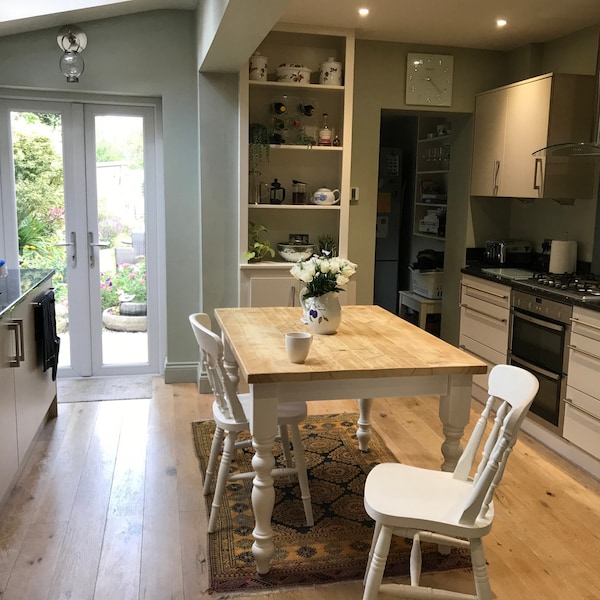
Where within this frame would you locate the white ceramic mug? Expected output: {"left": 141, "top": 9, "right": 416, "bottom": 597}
{"left": 285, "top": 332, "right": 312, "bottom": 363}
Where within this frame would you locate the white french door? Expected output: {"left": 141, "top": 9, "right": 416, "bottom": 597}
{"left": 0, "top": 98, "right": 161, "bottom": 377}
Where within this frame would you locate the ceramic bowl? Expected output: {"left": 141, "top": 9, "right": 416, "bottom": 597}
{"left": 276, "top": 64, "right": 312, "bottom": 84}
{"left": 277, "top": 243, "right": 314, "bottom": 262}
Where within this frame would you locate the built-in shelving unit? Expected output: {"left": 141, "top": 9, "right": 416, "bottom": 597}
{"left": 239, "top": 25, "right": 355, "bottom": 307}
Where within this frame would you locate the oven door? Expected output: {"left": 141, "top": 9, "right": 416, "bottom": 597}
{"left": 509, "top": 308, "right": 568, "bottom": 433}
{"left": 509, "top": 356, "right": 564, "bottom": 431}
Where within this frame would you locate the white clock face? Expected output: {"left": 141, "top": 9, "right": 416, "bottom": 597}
{"left": 406, "top": 53, "right": 454, "bottom": 107}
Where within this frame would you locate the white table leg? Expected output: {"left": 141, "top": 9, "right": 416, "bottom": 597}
{"left": 357, "top": 398, "right": 373, "bottom": 452}
{"left": 438, "top": 374, "right": 472, "bottom": 471}
{"left": 248, "top": 383, "right": 279, "bottom": 573}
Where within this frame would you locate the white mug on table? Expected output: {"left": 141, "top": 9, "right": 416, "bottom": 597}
{"left": 285, "top": 332, "right": 312, "bottom": 363}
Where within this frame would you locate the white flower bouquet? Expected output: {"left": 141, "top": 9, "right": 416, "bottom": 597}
{"left": 290, "top": 251, "right": 357, "bottom": 299}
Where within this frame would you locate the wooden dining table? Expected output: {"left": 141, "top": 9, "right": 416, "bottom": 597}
{"left": 214, "top": 304, "right": 486, "bottom": 574}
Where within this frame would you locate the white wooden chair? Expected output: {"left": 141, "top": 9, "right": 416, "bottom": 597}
{"left": 189, "top": 313, "right": 314, "bottom": 534}
{"left": 361, "top": 364, "right": 539, "bottom": 600}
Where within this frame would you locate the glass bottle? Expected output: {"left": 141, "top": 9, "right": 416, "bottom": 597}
{"left": 319, "top": 113, "right": 332, "bottom": 146}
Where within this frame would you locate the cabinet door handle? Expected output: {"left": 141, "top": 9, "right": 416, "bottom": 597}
{"left": 462, "top": 284, "right": 509, "bottom": 300}
{"left": 493, "top": 160, "right": 500, "bottom": 195}
{"left": 567, "top": 343, "right": 600, "bottom": 362}
{"left": 459, "top": 344, "right": 490, "bottom": 365}
{"left": 460, "top": 303, "right": 507, "bottom": 323}
{"left": 570, "top": 316, "right": 600, "bottom": 333}
{"left": 564, "top": 397, "right": 600, "bottom": 422}
{"left": 7, "top": 321, "right": 21, "bottom": 367}
{"left": 533, "top": 157, "right": 543, "bottom": 191}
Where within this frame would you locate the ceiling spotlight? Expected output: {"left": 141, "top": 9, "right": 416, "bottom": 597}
{"left": 57, "top": 25, "right": 87, "bottom": 83}
{"left": 358, "top": 8, "right": 369, "bottom": 17}
{"left": 496, "top": 19, "right": 507, "bottom": 27}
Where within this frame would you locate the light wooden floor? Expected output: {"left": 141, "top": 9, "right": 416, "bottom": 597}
{"left": 0, "top": 378, "right": 599, "bottom": 600}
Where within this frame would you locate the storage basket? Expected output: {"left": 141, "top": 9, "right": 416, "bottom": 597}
{"left": 410, "top": 268, "right": 443, "bottom": 299}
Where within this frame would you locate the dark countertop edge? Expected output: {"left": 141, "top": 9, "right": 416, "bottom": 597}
{"left": 461, "top": 265, "right": 600, "bottom": 312}
{"left": 0, "top": 269, "right": 55, "bottom": 320}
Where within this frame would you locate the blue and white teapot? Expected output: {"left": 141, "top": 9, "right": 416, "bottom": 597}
{"left": 311, "top": 187, "right": 340, "bottom": 205}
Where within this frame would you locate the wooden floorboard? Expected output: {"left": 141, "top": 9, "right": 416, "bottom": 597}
{"left": 0, "top": 378, "right": 598, "bottom": 599}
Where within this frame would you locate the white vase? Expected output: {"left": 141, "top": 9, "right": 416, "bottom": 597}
{"left": 306, "top": 292, "right": 341, "bottom": 335}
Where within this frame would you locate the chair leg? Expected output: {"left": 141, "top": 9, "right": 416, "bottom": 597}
{"left": 470, "top": 538, "right": 492, "bottom": 600}
{"left": 364, "top": 521, "right": 382, "bottom": 585}
{"left": 289, "top": 423, "right": 314, "bottom": 526}
{"left": 203, "top": 426, "right": 224, "bottom": 495}
{"left": 279, "top": 424, "right": 293, "bottom": 469}
{"left": 362, "top": 524, "right": 393, "bottom": 600}
{"left": 207, "top": 431, "right": 238, "bottom": 534}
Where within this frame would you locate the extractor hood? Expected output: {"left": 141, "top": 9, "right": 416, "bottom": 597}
{"left": 533, "top": 45, "right": 600, "bottom": 157}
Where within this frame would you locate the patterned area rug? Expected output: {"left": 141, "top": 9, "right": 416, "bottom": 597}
{"left": 192, "top": 412, "right": 471, "bottom": 594}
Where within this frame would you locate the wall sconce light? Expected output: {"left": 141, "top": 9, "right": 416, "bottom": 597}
{"left": 57, "top": 25, "right": 87, "bottom": 83}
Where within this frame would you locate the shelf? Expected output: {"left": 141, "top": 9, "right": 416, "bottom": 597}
{"left": 241, "top": 261, "right": 301, "bottom": 270}
{"left": 416, "top": 202, "right": 447, "bottom": 208}
{"left": 248, "top": 204, "right": 341, "bottom": 210}
{"left": 418, "top": 134, "right": 451, "bottom": 143}
{"left": 249, "top": 80, "right": 344, "bottom": 92}
{"left": 417, "top": 169, "right": 449, "bottom": 175}
{"left": 270, "top": 144, "right": 343, "bottom": 151}
{"left": 413, "top": 232, "right": 446, "bottom": 241}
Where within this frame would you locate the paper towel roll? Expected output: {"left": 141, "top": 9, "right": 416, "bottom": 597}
{"left": 549, "top": 240, "right": 577, "bottom": 274}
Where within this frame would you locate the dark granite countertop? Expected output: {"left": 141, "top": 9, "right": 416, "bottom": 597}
{"left": 461, "top": 264, "right": 600, "bottom": 312}
{"left": 0, "top": 269, "right": 55, "bottom": 318}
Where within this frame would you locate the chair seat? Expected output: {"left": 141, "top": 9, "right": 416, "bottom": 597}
{"left": 365, "top": 463, "right": 495, "bottom": 539}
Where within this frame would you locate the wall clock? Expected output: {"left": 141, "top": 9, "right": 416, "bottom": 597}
{"left": 406, "top": 53, "right": 454, "bottom": 106}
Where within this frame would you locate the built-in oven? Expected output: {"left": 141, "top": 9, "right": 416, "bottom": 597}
{"left": 509, "top": 289, "right": 572, "bottom": 434}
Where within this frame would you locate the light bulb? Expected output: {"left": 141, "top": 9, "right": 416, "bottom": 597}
{"left": 60, "top": 51, "right": 85, "bottom": 83}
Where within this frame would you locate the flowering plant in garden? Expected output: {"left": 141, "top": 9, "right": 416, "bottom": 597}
{"left": 290, "top": 251, "right": 357, "bottom": 299}
{"left": 100, "top": 260, "right": 147, "bottom": 310}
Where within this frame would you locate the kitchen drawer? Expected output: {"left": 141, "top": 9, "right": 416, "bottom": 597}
{"left": 571, "top": 306, "right": 600, "bottom": 344}
{"left": 461, "top": 275, "right": 511, "bottom": 310}
{"left": 567, "top": 330, "right": 600, "bottom": 400}
{"left": 564, "top": 386, "right": 600, "bottom": 460}
{"left": 459, "top": 333, "right": 503, "bottom": 390}
{"left": 460, "top": 304, "right": 509, "bottom": 356}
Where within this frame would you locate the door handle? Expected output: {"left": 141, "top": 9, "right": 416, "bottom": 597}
{"left": 55, "top": 231, "right": 77, "bottom": 268}
{"left": 533, "top": 157, "right": 543, "bottom": 191}
{"left": 7, "top": 321, "right": 22, "bottom": 367}
{"left": 493, "top": 160, "right": 500, "bottom": 195}
{"left": 88, "top": 232, "right": 110, "bottom": 268}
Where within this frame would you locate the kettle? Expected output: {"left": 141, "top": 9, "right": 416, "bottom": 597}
{"left": 269, "top": 179, "right": 286, "bottom": 204}
{"left": 312, "top": 187, "right": 340, "bottom": 205}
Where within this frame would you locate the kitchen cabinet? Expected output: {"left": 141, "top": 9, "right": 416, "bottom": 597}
{"left": 564, "top": 306, "right": 600, "bottom": 460}
{"left": 458, "top": 274, "right": 510, "bottom": 402}
{"left": 470, "top": 73, "right": 595, "bottom": 199}
{"left": 239, "top": 25, "right": 355, "bottom": 306}
{"left": 0, "top": 277, "right": 58, "bottom": 504}
{"left": 414, "top": 117, "right": 451, "bottom": 243}
{"left": 241, "top": 265, "right": 356, "bottom": 308}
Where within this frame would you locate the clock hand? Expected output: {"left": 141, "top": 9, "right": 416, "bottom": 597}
{"left": 418, "top": 76, "right": 443, "bottom": 94}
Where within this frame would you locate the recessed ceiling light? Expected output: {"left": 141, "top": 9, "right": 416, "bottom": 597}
{"left": 358, "top": 8, "right": 369, "bottom": 17}
{"left": 497, "top": 18, "right": 507, "bottom": 27}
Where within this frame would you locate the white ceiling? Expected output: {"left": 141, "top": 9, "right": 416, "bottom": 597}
{"left": 1, "top": 0, "right": 600, "bottom": 52}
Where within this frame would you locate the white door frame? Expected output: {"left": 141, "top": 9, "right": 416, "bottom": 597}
{"left": 0, "top": 92, "right": 166, "bottom": 377}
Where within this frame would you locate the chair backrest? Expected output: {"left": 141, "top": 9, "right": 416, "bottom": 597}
{"left": 452, "top": 364, "right": 539, "bottom": 524}
{"left": 188, "top": 313, "right": 247, "bottom": 424}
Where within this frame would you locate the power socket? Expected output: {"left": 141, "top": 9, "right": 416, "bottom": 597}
{"left": 350, "top": 187, "right": 359, "bottom": 204}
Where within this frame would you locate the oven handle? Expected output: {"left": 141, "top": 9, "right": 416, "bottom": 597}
{"left": 563, "top": 397, "right": 600, "bottom": 421}
{"left": 567, "top": 343, "right": 600, "bottom": 362}
{"left": 510, "top": 355, "right": 561, "bottom": 381}
{"left": 570, "top": 316, "right": 600, "bottom": 332}
{"left": 460, "top": 303, "right": 507, "bottom": 323}
{"left": 512, "top": 309, "right": 564, "bottom": 332}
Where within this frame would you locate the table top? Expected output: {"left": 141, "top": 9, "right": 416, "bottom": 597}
{"left": 214, "top": 305, "right": 486, "bottom": 384}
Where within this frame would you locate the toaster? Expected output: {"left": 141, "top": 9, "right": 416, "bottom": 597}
{"left": 485, "top": 240, "right": 533, "bottom": 265}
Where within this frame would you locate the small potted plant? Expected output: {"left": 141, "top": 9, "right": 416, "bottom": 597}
{"left": 249, "top": 123, "right": 270, "bottom": 175}
{"left": 245, "top": 222, "right": 275, "bottom": 262}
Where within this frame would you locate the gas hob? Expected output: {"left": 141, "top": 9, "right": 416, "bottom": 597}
{"left": 513, "top": 272, "right": 600, "bottom": 303}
